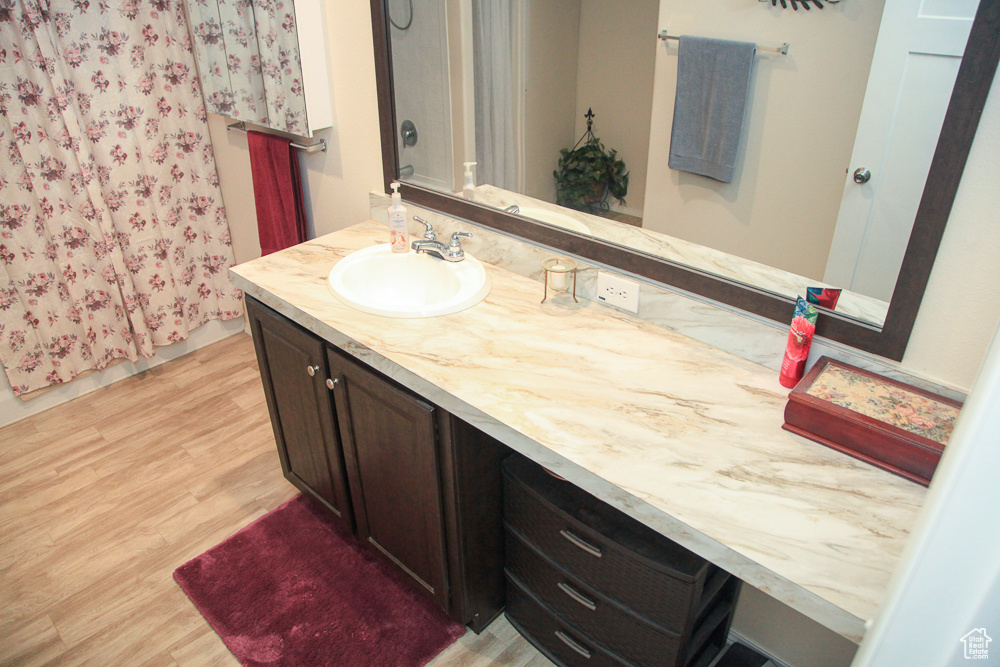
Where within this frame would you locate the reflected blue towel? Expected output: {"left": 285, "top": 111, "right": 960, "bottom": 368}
{"left": 668, "top": 36, "right": 756, "bottom": 183}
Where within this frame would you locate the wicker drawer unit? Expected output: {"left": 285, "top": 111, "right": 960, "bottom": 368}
{"left": 506, "top": 529, "right": 684, "bottom": 666}
{"left": 502, "top": 455, "right": 739, "bottom": 667}
{"left": 507, "top": 575, "right": 633, "bottom": 667}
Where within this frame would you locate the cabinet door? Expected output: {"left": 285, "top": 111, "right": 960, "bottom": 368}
{"left": 247, "top": 298, "right": 352, "bottom": 529}
{"left": 327, "top": 348, "right": 449, "bottom": 611}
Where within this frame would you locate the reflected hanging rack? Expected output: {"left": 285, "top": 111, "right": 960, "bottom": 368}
{"left": 553, "top": 109, "right": 629, "bottom": 212}
{"left": 758, "top": 0, "right": 840, "bottom": 9}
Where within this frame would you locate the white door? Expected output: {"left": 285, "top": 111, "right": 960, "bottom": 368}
{"left": 823, "top": 0, "right": 978, "bottom": 302}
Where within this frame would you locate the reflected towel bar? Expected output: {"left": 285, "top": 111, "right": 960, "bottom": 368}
{"left": 226, "top": 121, "right": 327, "bottom": 153}
{"left": 657, "top": 30, "right": 789, "bottom": 55}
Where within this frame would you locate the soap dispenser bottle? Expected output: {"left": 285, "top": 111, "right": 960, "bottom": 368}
{"left": 388, "top": 182, "right": 409, "bottom": 253}
{"left": 463, "top": 162, "right": 477, "bottom": 201}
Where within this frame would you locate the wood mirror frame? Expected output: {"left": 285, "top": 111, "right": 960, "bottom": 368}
{"left": 370, "top": 0, "right": 999, "bottom": 361}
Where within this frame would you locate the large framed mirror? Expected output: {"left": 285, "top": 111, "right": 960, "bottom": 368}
{"left": 370, "top": 0, "right": 999, "bottom": 361}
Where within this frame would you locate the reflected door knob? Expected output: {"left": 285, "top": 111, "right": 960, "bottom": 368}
{"left": 853, "top": 167, "right": 872, "bottom": 184}
{"left": 326, "top": 378, "right": 338, "bottom": 390}
{"left": 306, "top": 365, "right": 320, "bottom": 377}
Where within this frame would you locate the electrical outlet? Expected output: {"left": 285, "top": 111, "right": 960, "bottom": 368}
{"left": 596, "top": 271, "right": 640, "bottom": 313}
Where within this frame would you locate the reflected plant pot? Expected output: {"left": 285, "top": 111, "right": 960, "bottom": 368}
{"left": 584, "top": 182, "right": 607, "bottom": 205}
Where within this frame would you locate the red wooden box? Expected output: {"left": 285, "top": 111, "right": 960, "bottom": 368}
{"left": 782, "top": 357, "right": 963, "bottom": 486}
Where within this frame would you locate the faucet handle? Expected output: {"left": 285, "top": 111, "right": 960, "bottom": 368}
{"left": 449, "top": 231, "right": 473, "bottom": 245}
{"left": 447, "top": 231, "right": 472, "bottom": 259}
{"left": 414, "top": 216, "right": 435, "bottom": 240}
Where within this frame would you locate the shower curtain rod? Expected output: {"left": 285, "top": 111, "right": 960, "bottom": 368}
{"left": 226, "top": 121, "right": 327, "bottom": 153}
{"left": 657, "top": 29, "right": 790, "bottom": 55}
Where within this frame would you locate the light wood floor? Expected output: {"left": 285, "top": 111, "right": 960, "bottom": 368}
{"left": 0, "top": 332, "right": 552, "bottom": 666}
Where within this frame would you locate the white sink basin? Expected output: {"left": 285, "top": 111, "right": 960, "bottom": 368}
{"left": 327, "top": 244, "right": 491, "bottom": 318}
{"left": 518, "top": 207, "right": 590, "bottom": 234}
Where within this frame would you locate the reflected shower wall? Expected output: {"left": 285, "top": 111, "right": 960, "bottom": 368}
{"left": 389, "top": 0, "right": 456, "bottom": 192}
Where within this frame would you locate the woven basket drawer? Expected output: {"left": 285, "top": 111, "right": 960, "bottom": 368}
{"left": 506, "top": 575, "right": 633, "bottom": 667}
{"left": 506, "top": 528, "right": 684, "bottom": 667}
{"left": 503, "top": 456, "right": 707, "bottom": 631}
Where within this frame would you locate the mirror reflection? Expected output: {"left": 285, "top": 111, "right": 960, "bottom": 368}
{"left": 386, "top": 0, "right": 978, "bottom": 327}
{"left": 187, "top": 0, "right": 312, "bottom": 135}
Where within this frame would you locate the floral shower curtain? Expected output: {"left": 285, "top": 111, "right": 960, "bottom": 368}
{"left": 0, "top": 0, "right": 244, "bottom": 397}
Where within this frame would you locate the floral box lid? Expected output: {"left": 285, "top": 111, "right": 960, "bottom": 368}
{"left": 782, "top": 357, "right": 963, "bottom": 486}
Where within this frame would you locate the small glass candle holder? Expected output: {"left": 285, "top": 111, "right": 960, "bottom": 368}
{"left": 541, "top": 257, "right": 578, "bottom": 303}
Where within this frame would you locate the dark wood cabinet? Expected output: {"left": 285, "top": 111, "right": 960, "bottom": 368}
{"left": 438, "top": 416, "right": 509, "bottom": 633}
{"left": 247, "top": 299, "right": 353, "bottom": 529}
{"left": 246, "top": 297, "right": 508, "bottom": 632}
{"left": 326, "top": 346, "right": 449, "bottom": 611}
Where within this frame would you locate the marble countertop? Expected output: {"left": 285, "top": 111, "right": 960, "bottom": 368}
{"left": 230, "top": 221, "right": 927, "bottom": 644}
{"left": 472, "top": 185, "right": 891, "bottom": 327}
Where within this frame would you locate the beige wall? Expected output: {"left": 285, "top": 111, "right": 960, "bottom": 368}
{"left": 447, "top": 0, "right": 476, "bottom": 188}
{"left": 902, "top": 65, "right": 1000, "bottom": 393}
{"left": 642, "top": 0, "right": 885, "bottom": 280}
{"left": 522, "top": 0, "right": 581, "bottom": 204}
{"left": 732, "top": 586, "right": 858, "bottom": 667}
{"left": 574, "top": 0, "right": 658, "bottom": 218}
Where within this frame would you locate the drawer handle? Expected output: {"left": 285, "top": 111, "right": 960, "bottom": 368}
{"left": 560, "top": 529, "right": 602, "bottom": 558}
{"left": 554, "top": 630, "right": 592, "bottom": 659}
{"left": 558, "top": 581, "right": 597, "bottom": 611}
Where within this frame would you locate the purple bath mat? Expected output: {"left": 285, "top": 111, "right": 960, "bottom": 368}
{"left": 173, "top": 495, "right": 465, "bottom": 666}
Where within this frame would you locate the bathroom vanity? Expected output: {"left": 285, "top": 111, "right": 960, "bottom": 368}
{"left": 246, "top": 296, "right": 508, "bottom": 631}
{"left": 230, "top": 221, "right": 929, "bottom": 646}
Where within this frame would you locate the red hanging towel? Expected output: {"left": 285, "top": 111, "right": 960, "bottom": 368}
{"left": 247, "top": 130, "right": 308, "bottom": 255}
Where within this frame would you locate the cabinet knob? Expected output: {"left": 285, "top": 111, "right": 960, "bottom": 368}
{"left": 307, "top": 365, "right": 320, "bottom": 377}
{"left": 326, "top": 378, "right": 338, "bottom": 390}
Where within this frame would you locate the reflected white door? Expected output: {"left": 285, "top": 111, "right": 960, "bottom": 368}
{"left": 823, "top": 0, "right": 978, "bottom": 301}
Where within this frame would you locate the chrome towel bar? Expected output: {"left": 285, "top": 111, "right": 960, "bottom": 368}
{"left": 657, "top": 30, "right": 789, "bottom": 55}
{"left": 226, "top": 121, "right": 327, "bottom": 153}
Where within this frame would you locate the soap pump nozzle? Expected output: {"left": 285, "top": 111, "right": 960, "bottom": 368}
{"left": 388, "top": 182, "right": 408, "bottom": 253}
{"left": 463, "top": 162, "right": 477, "bottom": 201}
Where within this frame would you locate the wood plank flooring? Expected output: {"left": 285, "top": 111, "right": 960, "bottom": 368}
{"left": 0, "top": 333, "right": 552, "bottom": 666}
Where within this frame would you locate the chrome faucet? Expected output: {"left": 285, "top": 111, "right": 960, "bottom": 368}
{"left": 503, "top": 204, "right": 520, "bottom": 214}
{"left": 411, "top": 217, "right": 472, "bottom": 262}
{"left": 413, "top": 215, "right": 436, "bottom": 241}
{"left": 445, "top": 231, "right": 473, "bottom": 261}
